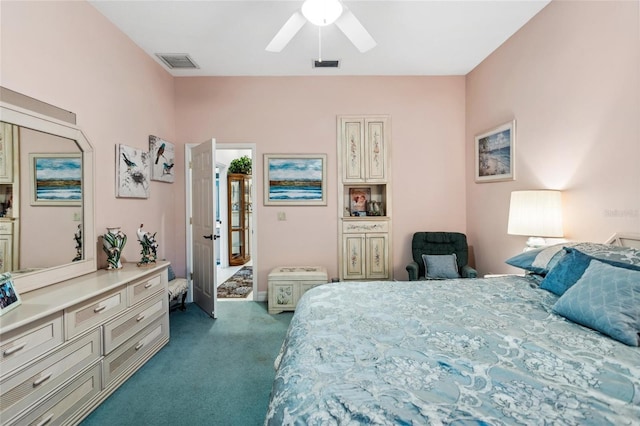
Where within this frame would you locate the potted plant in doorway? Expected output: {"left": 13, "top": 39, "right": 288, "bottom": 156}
{"left": 228, "top": 155, "right": 251, "bottom": 175}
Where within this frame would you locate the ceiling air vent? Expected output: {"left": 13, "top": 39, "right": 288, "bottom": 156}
{"left": 313, "top": 60, "right": 340, "bottom": 69}
{"left": 156, "top": 54, "right": 199, "bottom": 69}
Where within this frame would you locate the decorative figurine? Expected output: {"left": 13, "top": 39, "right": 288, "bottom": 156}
{"left": 136, "top": 224, "right": 158, "bottom": 266}
{"left": 72, "top": 224, "right": 82, "bottom": 262}
{"left": 103, "top": 227, "right": 127, "bottom": 269}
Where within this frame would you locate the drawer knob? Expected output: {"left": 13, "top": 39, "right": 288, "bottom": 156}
{"left": 136, "top": 314, "right": 145, "bottom": 322}
{"left": 144, "top": 282, "right": 153, "bottom": 289}
{"left": 35, "top": 413, "right": 54, "bottom": 426}
{"left": 134, "top": 342, "right": 144, "bottom": 351}
{"left": 33, "top": 372, "right": 53, "bottom": 387}
{"left": 94, "top": 305, "right": 107, "bottom": 313}
{"left": 3, "top": 342, "right": 26, "bottom": 356}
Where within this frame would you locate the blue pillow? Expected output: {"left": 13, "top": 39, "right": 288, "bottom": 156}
{"left": 541, "top": 249, "right": 593, "bottom": 295}
{"left": 541, "top": 247, "right": 640, "bottom": 296}
{"left": 167, "top": 264, "right": 176, "bottom": 281}
{"left": 505, "top": 244, "right": 568, "bottom": 275}
{"left": 423, "top": 254, "right": 460, "bottom": 279}
{"left": 570, "top": 242, "right": 640, "bottom": 267}
{"left": 553, "top": 259, "right": 640, "bottom": 346}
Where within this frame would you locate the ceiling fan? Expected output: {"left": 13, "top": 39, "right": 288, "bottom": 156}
{"left": 266, "top": 0, "right": 376, "bottom": 54}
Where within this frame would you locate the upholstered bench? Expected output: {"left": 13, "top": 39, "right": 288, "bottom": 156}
{"left": 167, "top": 264, "right": 187, "bottom": 311}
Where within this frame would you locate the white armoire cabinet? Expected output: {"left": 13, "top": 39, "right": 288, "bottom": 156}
{"left": 337, "top": 115, "right": 392, "bottom": 281}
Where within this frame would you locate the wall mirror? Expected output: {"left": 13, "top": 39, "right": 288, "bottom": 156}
{"left": 0, "top": 101, "right": 95, "bottom": 293}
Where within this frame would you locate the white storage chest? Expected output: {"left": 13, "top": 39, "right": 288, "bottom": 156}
{"left": 268, "top": 266, "right": 328, "bottom": 314}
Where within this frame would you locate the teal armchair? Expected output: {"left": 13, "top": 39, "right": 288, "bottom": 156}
{"left": 406, "top": 232, "right": 477, "bottom": 280}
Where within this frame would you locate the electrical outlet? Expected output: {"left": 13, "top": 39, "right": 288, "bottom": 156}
{"left": 277, "top": 211, "right": 286, "bottom": 221}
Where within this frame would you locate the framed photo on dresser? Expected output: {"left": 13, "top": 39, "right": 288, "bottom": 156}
{"left": 0, "top": 273, "right": 21, "bottom": 316}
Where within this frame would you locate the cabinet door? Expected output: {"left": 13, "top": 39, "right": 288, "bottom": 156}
{"left": 365, "top": 119, "right": 387, "bottom": 182}
{"left": 341, "top": 119, "right": 365, "bottom": 182}
{"left": 365, "top": 233, "right": 389, "bottom": 279}
{"left": 0, "top": 233, "right": 12, "bottom": 273}
{"left": 343, "top": 234, "right": 366, "bottom": 279}
{"left": 0, "top": 123, "right": 15, "bottom": 183}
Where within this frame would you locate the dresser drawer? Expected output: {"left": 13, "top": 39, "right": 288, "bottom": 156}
{"left": 127, "top": 271, "right": 165, "bottom": 306}
{"left": 6, "top": 362, "right": 101, "bottom": 426}
{"left": 0, "top": 313, "right": 64, "bottom": 378}
{"left": 64, "top": 286, "right": 126, "bottom": 339}
{"left": 103, "top": 292, "right": 167, "bottom": 354}
{"left": 102, "top": 315, "right": 169, "bottom": 387}
{"left": 0, "top": 328, "right": 100, "bottom": 422}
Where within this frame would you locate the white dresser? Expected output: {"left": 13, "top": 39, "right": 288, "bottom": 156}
{"left": 0, "top": 262, "right": 169, "bottom": 425}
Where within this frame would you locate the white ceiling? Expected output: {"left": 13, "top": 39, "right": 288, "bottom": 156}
{"left": 88, "top": 0, "right": 550, "bottom": 77}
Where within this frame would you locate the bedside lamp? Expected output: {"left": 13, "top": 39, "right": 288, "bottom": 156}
{"left": 508, "top": 190, "right": 564, "bottom": 250}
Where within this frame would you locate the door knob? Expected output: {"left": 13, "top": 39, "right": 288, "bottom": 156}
{"left": 204, "top": 234, "right": 213, "bottom": 240}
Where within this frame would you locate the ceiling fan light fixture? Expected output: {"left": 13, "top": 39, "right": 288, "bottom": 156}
{"left": 301, "top": 0, "right": 343, "bottom": 26}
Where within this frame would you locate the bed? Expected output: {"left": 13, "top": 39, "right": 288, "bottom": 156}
{"left": 265, "top": 239, "right": 640, "bottom": 425}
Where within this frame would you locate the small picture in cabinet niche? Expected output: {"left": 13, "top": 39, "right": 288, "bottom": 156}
{"left": 349, "top": 187, "right": 370, "bottom": 216}
{"left": 0, "top": 273, "right": 21, "bottom": 316}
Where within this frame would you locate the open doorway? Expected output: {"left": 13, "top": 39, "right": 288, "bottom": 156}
{"left": 215, "top": 144, "right": 256, "bottom": 301}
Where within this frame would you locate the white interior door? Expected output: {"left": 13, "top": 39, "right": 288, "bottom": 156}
{"left": 190, "top": 139, "right": 217, "bottom": 318}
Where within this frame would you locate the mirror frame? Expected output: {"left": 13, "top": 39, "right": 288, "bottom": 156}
{"left": 0, "top": 101, "right": 96, "bottom": 293}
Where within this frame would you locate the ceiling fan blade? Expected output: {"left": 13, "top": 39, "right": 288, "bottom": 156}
{"left": 335, "top": 8, "right": 376, "bottom": 53}
{"left": 266, "top": 11, "right": 306, "bottom": 52}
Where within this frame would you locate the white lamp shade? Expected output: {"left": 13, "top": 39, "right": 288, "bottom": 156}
{"left": 302, "top": 0, "right": 343, "bottom": 26}
{"left": 508, "top": 190, "right": 564, "bottom": 237}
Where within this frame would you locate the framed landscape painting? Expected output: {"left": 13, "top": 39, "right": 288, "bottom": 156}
{"left": 264, "top": 154, "right": 327, "bottom": 206}
{"left": 475, "top": 120, "right": 516, "bottom": 183}
{"left": 29, "top": 153, "right": 82, "bottom": 206}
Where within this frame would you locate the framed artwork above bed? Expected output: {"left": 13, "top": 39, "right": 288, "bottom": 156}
{"left": 475, "top": 120, "right": 515, "bottom": 183}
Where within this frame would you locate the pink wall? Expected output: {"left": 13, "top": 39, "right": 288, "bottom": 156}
{"left": 9, "top": 1, "right": 631, "bottom": 290}
{"left": 1, "top": 1, "right": 179, "bottom": 269}
{"left": 466, "top": 0, "right": 640, "bottom": 274}
{"left": 175, "top": 77, "right": 467, "bottom": 290}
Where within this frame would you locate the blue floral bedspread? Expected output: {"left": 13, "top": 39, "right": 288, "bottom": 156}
{"left": 265, "top": 277, "right": 640, "bottom": 425}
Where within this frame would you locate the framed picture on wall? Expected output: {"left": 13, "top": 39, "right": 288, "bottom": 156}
{"left": 263, "top": 154, "right": 327, "bottom": 206}
{"left": 116, "top": 144, "right": 150, "bottom": 198}
{"left": 0, "top": 273, "right": 21, "bottom": 316}
{"left": 149, "top": 135, "right": 175, "bottom": 183}
{"left": 29, "top": 153, "right": 82, "bottom": 206}
{"left": 474, "top": 120, "right": 516, "bottom": 183}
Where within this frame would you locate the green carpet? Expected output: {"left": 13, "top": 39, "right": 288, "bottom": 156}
{"left": 81, "top": 301, "right": 293, "bottom": 426}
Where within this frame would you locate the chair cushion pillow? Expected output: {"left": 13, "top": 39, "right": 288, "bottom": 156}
{"left": 423, "top": 254, "right": 460, "bottom": 279}
{"left": 552, "top": 259, "right": 640, "bottom": 346}
{"left": 167, "top": 264, "right": 176, "bottom": 281}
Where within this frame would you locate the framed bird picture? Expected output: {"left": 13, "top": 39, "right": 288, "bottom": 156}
{"left": 149, "top": 135, "right": 175, "bottom": 183}
{"left": 116, "top": 144, "right": 150, "bottom": 198}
